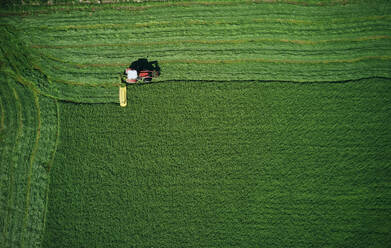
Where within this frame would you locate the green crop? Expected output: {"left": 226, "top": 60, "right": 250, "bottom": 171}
{"left": 0, "top": 75, "right": 59, "bottom": 248}
{"left": 43, "top": 78, "right": 391, "bottom": 248}
{"left": 1, "top": 0, "right": 391, "bottom": 103}
{"left": 0, "top": 0, "right": 390, "bottom": 247}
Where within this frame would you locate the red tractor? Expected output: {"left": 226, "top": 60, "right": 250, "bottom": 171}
{"left": 138, "top": 68, "right": 160, "bottom": 83}
{"left": 124, "top": 58, "right": 160, "bottom": 83}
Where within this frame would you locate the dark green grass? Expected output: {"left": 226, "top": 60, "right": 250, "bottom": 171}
{"left": 43, "top": 78, "right": 391, "bottom": 248}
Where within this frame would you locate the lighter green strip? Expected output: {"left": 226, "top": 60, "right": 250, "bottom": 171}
{"left": 3, "top": 85, "right": 23, "bottom": 245}
{"left": 52, "top": 77, "right": 119, "bottom": 87}
{"left": 36, "top": 15, "right": 390, "bottom": 31}
{"left": 21, "top": 90, "right": 41, "bottom": 248}
{"left": 10, "top": 71, "right": 117, "bottom": 103}
{"left": 13, "top": 86, "right": 24, "bottom": 141}
{"left": 31, "top": 35, "right": 391, "bottom": 49}
{"left": 161, "top": 56, "right": 391, "bottom": 64}
{"left": 39, "top": 55, "right": 391, "bottom": 70}
{"left": 7, "top": 68, "right": 117, "bottom": 101}
{"left": 17, "top": 0, "right": 380, "bottom": 16}
{"left": 32, "top": 62, "right": 120, "bottom": 87}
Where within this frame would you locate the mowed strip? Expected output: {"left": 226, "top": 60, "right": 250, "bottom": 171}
{"left": 4, "top": 0, "right": 391, "bottom": 102}
{"left": 0, "top": 79, "right": 60, "bottom": 248}
{"left": 30, "top": 36, "right": 391, "bottom": 49}
{"left": 30, "top": 15, "right": 391, "bottom": 31}
{"left": 41, "top": 55, "right": 391, "bottom": 68}
{"left": 8, "top": 0, "right": 389, "bottom": 17}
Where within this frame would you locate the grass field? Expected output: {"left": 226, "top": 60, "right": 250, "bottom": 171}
{"left": 43, "top": 79, "right": 391, "bottom": 247}
{"left": 1, "top": 0, "right": 391, "bottom": 247}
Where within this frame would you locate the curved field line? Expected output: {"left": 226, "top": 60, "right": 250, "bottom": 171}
{"left": 21, "top": 90, "right": 41, "bottom": 248}
{"left": 10, "top": 71, "right": 118, "bottom": 103}
{"left": 30, "top": 62, "right": 120, "bottom": 87}
{"left": 9, "top": 71, "right": 58, "bottom": 100}
{"left": 12, "top": 72, "right": 59, "bottom": 100}
{"left": 7, "top": 67, "right": 117, "bottom": 101}
{"left": 2, "top": 85, "right": 23, "bottom": 244}
{"left": 40, "top": 99, "right": 60, "bottom": 242}
{"left": 30, "top": 35, "right": 391, "bottom": 49}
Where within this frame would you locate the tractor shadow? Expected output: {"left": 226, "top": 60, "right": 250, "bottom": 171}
{"left": 122, "top": 58, "right": 161, "bottom": 85}
{"left": 129, "top": 58, "right": 161, "bottom": 74}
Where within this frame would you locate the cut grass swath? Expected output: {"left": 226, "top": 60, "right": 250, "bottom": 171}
{"left": 0, "top": 76, "right": 59, "bottom": 248}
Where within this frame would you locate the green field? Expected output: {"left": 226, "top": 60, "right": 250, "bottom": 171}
{"left": 1, "top": 0, "right": 391, "bottom": 247}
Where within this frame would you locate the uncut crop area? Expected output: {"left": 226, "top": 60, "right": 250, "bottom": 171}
{"left": 1, "top": 0, "right": 391, "bottom": 248}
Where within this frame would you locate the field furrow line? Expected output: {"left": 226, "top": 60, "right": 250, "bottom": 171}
{"left": 22, "top": 95, "right": 59, "bottom": 247}
{"left": 4, "top": 84, "right": 24, "bottom": 246}
{"left": 0, "top": 79, "right": 61, "bottom": 247}
{"left": 1, "top": 80, "right": 39, "bottom": 248}
{"left": 21, "top": 89, "right": 41, "bottom": 248}
{"left": 11, "top": 0, "right": 390, "bottom": 17}
{"left": 39, "top": 55, "right": 391, "bottom": 68}
{"left": 20, "top": 11, "right": 389, "bottom": 29}
{"left": 161, "top": 56, "right": 391, "bottom": 64}
{"left": 29, "top": 15, "right": 391, "bottom": 32}
{"left": 1, "top": 1, "right": 390, "bottom": 247}
{"left": 0, "top": 80, "right": 20, "bottom": 247}
{"left": 3, "top": 0, "right": 391, "bottom": 100}
{"left": 30, "top": 35, "right": 391, "bottom": 49}
{"left": 28, "top": 28, "right": 390, "bottom": 47}
{"left": 36, "top": 40, "right": 391, "bottom": 60}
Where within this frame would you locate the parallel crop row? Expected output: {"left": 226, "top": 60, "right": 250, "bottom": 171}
{"left": 0, "top": 78, "right": 37, "bottom": 247}
{"left": 0, "top": 77, "right": 19, "bottom": 238}
{"left": 0, "top": 1, "right": 390, "bottom": 103}
{"left": 12, "top": 0, "right": 390, "bottom": 90}
{"left": 0, "top": 74, "right": 60, "bottom": 248}
{"left": 0, "top": 25, "right": 119, "bottom": 103}
{"left": 0, "top": 1, "right": 390, "bottom": 248}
